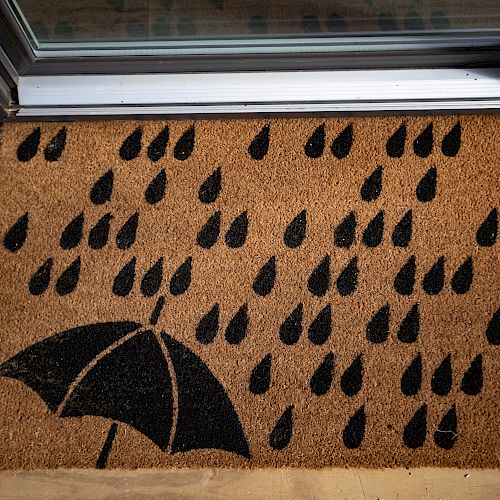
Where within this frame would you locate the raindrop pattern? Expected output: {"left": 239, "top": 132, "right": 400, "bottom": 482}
{"left": 4, "top": 213, "right": 29, "bottom": 252}
{"left": 304, "top": 124, "right": 325, "bottom": 158}
{"left": 413, "top": 123, "right": 433, "bottom": 158}
{"left": 29, "top": 258, "right": 53, "bottom": 296}
{"left": 394, "top": 255, "right": 416, "bottom": 296}
{"left": 199, "top": 167, "right": 222, "bottom": 204}
{"left": 386, "top": 123, "right": 406, "bottom": 158}
{"left": 441, "top": 122, "right": 461, "bottom": 157}
{"left": 392, "top": 210, "right": 413, "bottom": 247}
{"left": 225, "top": 304, "right": 249, "bottom": 345}
{"left": 169, "top": 257, "right": 192, "bottom": 296}
{"left": 336, "top": 257, "right": 358, "bottom": 297}
{"left": 225, "top": 212, "right": 248, "bottom": 248}
{"left": 360, "top": 166, "right": 382, "bottom": 202}
{"left": 366, "top": 304, "right": 390, "bottom": 344}
{"left": 249, "top": 354, "right": 271, "bottom": 394}
{"left": 270, "top": 406, "right": 293, "bottom": 450}
{"left": 434, "top": 405, "right": 457, "bottom": 450}
{"left": 451, "top": 257, "right": 473, "bottom": 294}
{"left": 308, "top": 304, "right": 332, "bottom": 345}
{"left": 120, "top": 127, "right": 142, "bottom": 160}
{"left": 416, "top": 167, "right": 437, "bottom": 203}
{"left": 284, "top": 210, "right": 307, "bottom": 249}
{"left": 56, "top": 256, "right": 81, "bottom": 296}
{"left": 248, "top": 124, "right": 270, "bottom": 160}
{"left": 145, "top": 170, "right": 167, "bottom": 205}
{"left": 401, "top": 354, "right": 422, "bottom": 396}
{"left": 476, "top": 209, "right": 497, "bottom": 247}
{"left": 44, "top": 127, "right": 67, "bottom": 162}
{"left": 60, "top": 213, "right": 84, "bottom": 250}
{"left": 197, "top": 211, "right": 221, "bottom": 249}
{"left": 397, "top": 304, "right": 420, "bottom": 343}
{"left": 486, "top": 308, "right": 499, "bottom": 345}
{"left": 173, "top": 126, "right": 195, "bottom": 161}
{"left": 340, "top": 355, "right": 363, "bottom": 397}
{"left": 331, "top": 124, "right": 353, "bottom": 159}
{"left": 253, "top": 256, "right": 276, "bottom": 297}
{"left": 17, "top": 128, "right": 41, "bottom": 162}
{"left": 140, "top": 258, "right": 163, "bottom": 297}
{"left": 116, "top": 213, "right": 139, "bottom": 250}
{"left": 362, "top": 211, "right": 384, "bottom": 247}
{"left": 196, "top": 304, "right": 219, "bottom": 344}
{"left": 90, "top": 170, "right": 113, "bottom": 205}
{"left": 431, "top": 355, "right": 452, "bottom": 396}
{"left": 343, "top": 405, "right": 365, "bottom": 449}
{"left": 113, "top": 258, "right": 136, "bottom": 297}
{"left": 423, "top": 256, "right": 445, "bottom": 295}
{"left": 310, "top": 352, "right": 334, "bottom": 396}
{"left": 280, "top": 303, "right": 303, "bottom": 345}
{"left": 334, "top": 212, "right": 356, "bottom": 248}
{"left": 147, "top": 126, "right": 169, "bottom": 162}
{"left": 88, "top": 213, "right": 112, "bottom": 250}
{"left": 403, "top": 404, "right": 427, "bottom": 448}
{"left": 308, "top": 255, "right": 330, "bottom": 297}
{"left": 460, "top": 354, "right": 482, "bottom": 395}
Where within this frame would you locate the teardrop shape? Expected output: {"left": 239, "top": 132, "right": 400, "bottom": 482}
{"left": 280, "top": 303, "right": 303, "bottom": 345}
{"left": 434, "top": 405, "right": 457, "bottom": 450}
{"left": 397, "top": 304, "right": 420, "bottom": 343}
{"left": 403, "top": 404, "right": 427, "bottom": 448}
{"left": 88, "top": 213, "right": 112, "bottom": 250}
{"left": 386, "top": 123, "right": 406, "bottom": 158}
{"left": 145, "top": 169, "right": 166, "bottom": 204}
{"left": 116, "top": 213, "right": 139, "bottom": 250}
{"left": 336, "top": 257, "right": 359, "bottom": 297}
{"left": 17, "top": 128, "right": 41, "bottom": 162}
{"left": 308, "top": 304, "right": 332, "bottom": 345}
{"left": 486, "top": 308, "right": 499, "bottom": 345}
{"left": 147, "top": 126, "right": 169, "bottom": 161}
{"left": 441, "top": 122, "right": 461, "bottom": 157}
{"left": 60, "top": 212, "right": 84, "bottom": 250}
{"left": 197, "top": 211, "right": 221, "bottom": 249}
{"left": 173, "top": 126, "right": 195, "bottom": 160}
{"left": 284, "top": 210, "right": 307, "bottom": 249}
{"left": 304, "top": 124, "right": 325, "bottom": 158}
{"left": 334, "top": 211, "right": 356, "bottom": 248}
{"left": 342, "top": 405, "right": 365, "bottom": 449}
{"left": 140, "top": 258, "right": 163, "bottom": 297}
{"left": 249, "top": 353, "right": 271, "bottom": 394}
{"left": 253, "top": 256, "right": 276, "bottom": 296}
{"left": 308, "top": 255, "right": 330, "bottom": 297}
{"left": 392, "top": 210, "right": 413, "bottom": 247}
{"left": 394, "top": 255, "right": 416, "bottom": 296}
{"left": 366, "top": 304, "right": 390, "bottom": 344}
{"left": 196, "top": 303, "right": 219, "bottom": 344}
{"left": 460, "top": 354, "right": 483, "bottom": 395}
{"left": 248, "top": 124, "right": 270, "bottom": 160}
{"left": 431, "top": 355, "right": 452, "bottom": 396}
{"left": 4, "top": 212, "right": 29, "bottom": 252}
{"left": 362, "top": 210, "right": 384, "bottom": 247}
{"left": 56, "top": 256, "right": 81, "bottom": 296}
{"left": 112, "top": 257, "right": 136, "bottom": 297}
{"left": 269, "top": 405, "right": 293, "bottom": 450}
{"left": 360, "top": 166, "right": 382, "bottom": 202}
{"left": 340, "top": 354, "right": 363, "bottom": 397}
{"left": 119, "top": 127, "right": 142, "bottom": 160}
{"left": 198, "top": 167, "right": 222, "bottom": 204}
{"left": 225, "top": 211, "right": 248, "bottom": 248}
{"left": 476, "top": 209, "right": 497, "bottom": 247}
{"left": 29, "top": 258, "right": 53, "bottom": 296}
{"left": 423, "top": 256, "right": 445, "bottom": 295}
{"left": 170, "top": 256, "right": 192, "bottom": 296}
{"left": 331, "top": 124, "right": 353, "bottom": 159}
{"left": 413, "top": 123, "right": 433, "bottom": 158}
{"left": 451, "top": 257, "right": 473, "bottom": 294}
{"left": 401, "top": 354, "right": 422, "bottom": 396}
{"left": 416, "top": 166, "right": 437, "bottom": 202}
{"left": 225, "top": 304, "right": 248, "bottom": 344}
{"left": 90, "top": 170, "right": 113, "bottom": 205}
{"left": 310, "top": 352, "right": 334, "bottom": 396}
{"left": 44, "top": 127, "right": 67, "bottom": 162}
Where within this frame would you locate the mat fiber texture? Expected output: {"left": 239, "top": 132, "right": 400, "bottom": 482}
{"left": 0, "top": 116, "right": 498, "bottom": 470}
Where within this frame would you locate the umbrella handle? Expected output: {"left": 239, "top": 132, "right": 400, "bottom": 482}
{"left": 96, "top": 422, "right": 118, "bottom": 469}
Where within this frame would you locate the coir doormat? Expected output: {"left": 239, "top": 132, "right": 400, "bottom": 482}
{"left": 0, "top": 116, "right": 498, "bottom": 470}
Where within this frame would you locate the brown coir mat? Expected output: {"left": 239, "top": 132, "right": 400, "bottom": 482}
{"left": 0, "top": 116, "right": 498, "bottom": 470}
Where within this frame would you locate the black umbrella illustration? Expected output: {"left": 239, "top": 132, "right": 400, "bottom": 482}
{"left": 0, "top": 296, "right": 250, "bottom": 467}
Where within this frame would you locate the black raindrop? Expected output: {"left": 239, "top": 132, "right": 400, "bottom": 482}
{"left": 362, "top": 211, "right": 384, "bottom": 247}
{"left": 280, "top": 303, "right": 303, "bottom": 345}
{"left": 340, "top": 354, "right": 363, "bottom": 397}
{"left": 486, "top": 308, "right": 499, "bottom": 345}
{"left": 334, "top": 211, "right": 356, "bottom": 248}
{"left": 90, "top": 170, "right": 113, "bottom": 205}
{"left": 170, "top": 256, "right": 192, "bottom": 296}
{"left": 331, "top": 124, "right": 353, "bottom": 159}
{"left": 225, "top": 304, "right": 248, "bottom": 344}
{"left": 196, "top": 304, "right": 219, "bottom": 344}
{"left": 401, "top": 354, "right": 422, "bottom": 396}
{"left": 416, "top": 166, "right": 437, "bottom": 202}
{"left": 441, "top": 122, "right": 461, "bottom": 157}
{"left": 366, "top": 304, "right": 390, "bottom": 344}
{"left": 199, "top": 167, "right": 222, "bottom": 204}
{"left": 269, "top": 405, "right": 293, "bottom": 450}
{"left": 248, "top": 124, "right": 270, "bottom": 160}
{"left": 116, "top": 213, "right": 139, "bottom": 250}
{"left": 413, "top": 123, "right": 433, "bottom": 158}
{"left": 140, "top": 258, "right": 163, "bottom": 297}
{"left": 392, "top": 210, "right": 413, "bottom": 247}
{"left": 225, "top": 211, "right": 248, "bottom": 248}
{"left": 145, "top": 169, "right": 166, "bottom": 205}
{"left": 44, "top": 127, "right": 67, "bottom": 162}
{"left": 60, "top": 213, "right": 84, "bottom": 250}
{"left": 112, "top": 258, "right": 136, "bottom": 297}
{"left": 460, "top": 354, "right": 482, "bottom": 395}
{"left": 434, "top": 405, "right": 457, "bottom": 450}
{"left": 173, "top": 126, "right": 195, "bottom": 161}
{"left": 386, "top": 123, "right": 406, "bottom": 158}
{"left": 88, "top": 213, "right": 112, "bottom": 250}
{"left": 305, "top": 124, "right": 325, "bottom": 158}
{"left": 397, "top": 304, "right": 420, "bottom": 343}
{"left": 17, "top": 128, "right": 41, "bottom": 162}
{"left": 56, "top": 256, "right": 81, "bottom": 296}
{"left": 253, "top": 256, "right": 276, "bottom": 296}
{"left": 147, "top": 126, "right": 169, "bottom": 161}
{"left": 308, "top": 255, "right": 330, "bottom": 297}
{"left": 249, "top": 354, "right": 271, "bottom": 394}
{"left": 284, "top": 210, "right": 307, "bottom": 249}
{"left": 451, "top": 257, "right": 473, "bottom": 294}
{"left": 4, "top": 212, "right": 29, "bottom": 252}
{"left": 476, "top": 209, "right": 497, "bottom": 247}
{"left": 310, "top": 352, "right": 334, "bottom": 396}
{"left": 29, "top": 258, "right": 53, "bottom": 296}
{"left": 431, "top": 355, "right": 452, "bottom": 396}
{"left": 308, "top": 304, "right": 332, "bottom": 345}
{"left": 342, "top": 405, "right": 365, "bottom": 449}
{"left": 403, "top": 404, "right": 427, "bottom": 448}
{"left": 336, "top": 257, "right": 358, "bottom": 297}
{"left": 119, "top": 127, "right": 142, "bottom": 160}
{"left": 197, "top": 211, "right": 221, "bottom": 249}
{"left": 423, "top": 256, "right": 445, "bottom": 295}
{"left": 394, "top": 255, "right": 416, "bottom": 295}
{"left": 360, "top": 166, "right": 382, "bottom": 202}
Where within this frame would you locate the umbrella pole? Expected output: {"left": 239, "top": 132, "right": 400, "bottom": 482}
{"left": 96, "top": 422, "right": 118, "bottom": 469}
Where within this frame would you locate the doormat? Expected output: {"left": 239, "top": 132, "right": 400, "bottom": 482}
{"left": 0, "top": 116, "right": 498, "bottom": 470}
